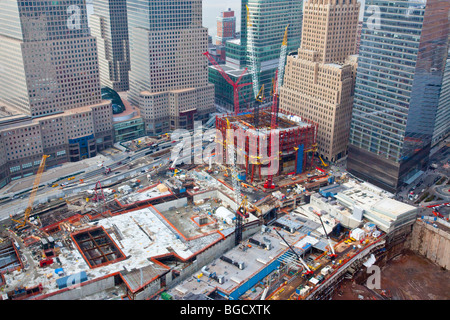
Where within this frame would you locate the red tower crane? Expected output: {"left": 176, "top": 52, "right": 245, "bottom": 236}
{"left": 93, "top": 181, "right": 106, "bottom": 203}
{"left": 203, "top": 52, "right": 252, "bottom": 115}
{"left": 271, "top": 70, "right": 280, "bottom": 130}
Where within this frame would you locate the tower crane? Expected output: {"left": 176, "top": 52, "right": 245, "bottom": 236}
{"left": 11, "top": 155, "right": 50, "bottom": 229}
{"left": 269, "top": 25, "right": 290, "bottom": 130}
{"left": 262, "top": 70, "right": 279, "bottom": 190}
{"left": 274, "top": 228, "right": 314, "bottom": 276}
{"left": 226, "top": 118, "right": 249, "bottom": 246}
{"left": 277, "top": 25, "right": 289, "bottom": 92}
{"left": 203, "top": 51, "right": 252, "bottom": 115}
{"left": 263, "top": 26, "right": 289, "bottom": 189}
{"left": 246, "top": 4, "right": 260, "bottom": 99}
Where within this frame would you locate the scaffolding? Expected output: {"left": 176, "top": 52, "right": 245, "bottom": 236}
{"left": 216, "top": 110, "right": 317, "bottom": 183}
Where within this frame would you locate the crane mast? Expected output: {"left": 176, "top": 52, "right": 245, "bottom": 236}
{"left": 263, "top": 25, "right": 289, "bottom": 189}
{"left": 226, "top": 119, "right": 248, "bottom": 246}
{"left": 246, "top": 5, "right": 260, "bottom": 99}
{"left": 11, "top": 155, "right": 50, "bottom": 229}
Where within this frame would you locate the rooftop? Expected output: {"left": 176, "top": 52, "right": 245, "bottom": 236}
{"left": 219, "top": 110, "right": 315, "bottom": 134}
{"left": 168, "top": 212, "right": 328, "bottom": 300}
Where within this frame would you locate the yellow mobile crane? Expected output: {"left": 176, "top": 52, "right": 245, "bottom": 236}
{"left": 11, "top": 155, "right": 50, "bottom": 229}
{"left": 319, "top": 155, "right": 329, "bottom": 167}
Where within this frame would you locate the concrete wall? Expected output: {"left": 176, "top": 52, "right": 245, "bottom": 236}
{"left": 44, "top": 275, "right": 116, "bottom": 300}
{"left": 166, "top": 224, "right": 260, "bottom": 289}
{"left": 406, "top": 219, "right": 450, "bottom": 270}
{"left": 216, "top": 190, "right": 237, "bottom": 211}
{"left": 135, "top": 279, "right": 161, "bottom": 300}
{"left": 193, "top": 189, "right": 237, "bottom": 211}
{"left": 192, "top": 190, "right": 217, "bottom": 203}
{"left": 153, "top": 197, "right": 187, "bottom": 212}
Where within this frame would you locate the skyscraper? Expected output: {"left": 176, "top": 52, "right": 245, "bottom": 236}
{"left": 0, "top": 0, "right": 114, "bottom": 184}
{"left": 208, "top": 0, "right": 303, "bottom": 111}
{"left": 432, "top": 49, "right": 450, "bottom": 146}
{"left": 127, "top": 0, "right": 215, "bottom": 135}
{"left": 0, "top": 0, "right": 102, "bottom": 117}
{"left": 279, "top": 0, "right": 360, "bottom": 162}
{"left": 347, "top": 0, "right": 450, "bottom": 193}
{"left": 216, "top": 8, "right": 236, "bottom": 46}
{"left": 90, "top": 0, "right": 130, "bottom": 92}
{"left": 242, "top": 0, "right": 303, "bottom": 99}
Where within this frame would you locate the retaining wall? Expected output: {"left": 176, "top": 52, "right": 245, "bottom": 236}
{"left": 406, "top": 218, "right": 450, "bottom": 270}
{"left": 40, "top": 274, "right": 116, "bottom": 300}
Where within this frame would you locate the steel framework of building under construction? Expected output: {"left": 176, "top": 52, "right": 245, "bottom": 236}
{"left": 216, "top": 109, "right": 318, "bottom": 184}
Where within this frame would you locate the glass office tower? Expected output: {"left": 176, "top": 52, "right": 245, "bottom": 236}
{"left": 208, "top": 0, "right": 302, "bottom": 111}
{"left": 432, "top": 49, "right": 450, "bottom": 146}
{"left": 348, "top": 0, "right": 450, "bottom": 193}
{"left": 241, "top": 0, "right": 303, "bottom": 99}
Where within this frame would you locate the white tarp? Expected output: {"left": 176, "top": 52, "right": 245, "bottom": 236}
{"left": 215, "top": 206, "right": 235, "bottom": 224}
{"left": 363, "top": 254, "right": 376, "bottom": 268}
{"left": 350, "top": 228, "right": 366, "bottom": 241}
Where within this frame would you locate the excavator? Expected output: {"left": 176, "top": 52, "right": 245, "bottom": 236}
{"left": 10, "top": 155, "right": 50, "bottom": 230}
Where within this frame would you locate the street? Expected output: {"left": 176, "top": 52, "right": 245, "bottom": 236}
{"left": 396, "top": 144, "right": 450, "bottom": 211}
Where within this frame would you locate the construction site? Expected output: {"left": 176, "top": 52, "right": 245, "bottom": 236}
{"left": 215, "top": 110, "right": 318, "bottom": 186}
{"left": 0, "top": 25, "right": 448, "bottom": 301}
{"left": 0, "top": 117, "right": 435, "bottom": 301}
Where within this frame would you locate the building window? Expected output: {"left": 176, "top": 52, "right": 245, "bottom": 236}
{"left": 22, "top": 162, "right": 32, "bottom": 169}
{"left": 10, "top": 165, "right": 21, "bottom": 173}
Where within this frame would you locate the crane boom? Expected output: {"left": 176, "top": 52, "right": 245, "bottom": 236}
{"left": 11, "top": 155, "right": 50, "bottom": 228}
{"left": 246, "top": 5, "right": 260, "bottom": 99}
{"left": 277, "top": 25, "right": 289, "bottom": 91}
{"left": 203, "top": 51, "right": 251, "bottom": 114}
{"left": 274, "top": 228, "right": 313, "bottom": 274}
{"left": 314, "top": 210, "right": 337, "bottom": 258}
{"left": 170, "top": 155, "right": 179, "bottom": 170}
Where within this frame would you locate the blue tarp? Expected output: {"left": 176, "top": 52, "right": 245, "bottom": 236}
{"left": 56, "top": 271, "right": 88, "bottom": 289}
{"left": 55, "top": 268, "right": 64, "bottom": 275}
{"left": 228, "top": 258, "right": 281, "bottom": 300}
{"left": 296, "top": 144, "right": 304, "bottom": 174}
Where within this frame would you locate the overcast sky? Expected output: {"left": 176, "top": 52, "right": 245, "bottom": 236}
{"left": 203, "top": 0, "right": 365, "bottom": 39}
{"left": 203, "top": 0, "right": 242, "bottom": 38}
{"left": 88, "top": 0, "right": 365, "bottom": 40}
